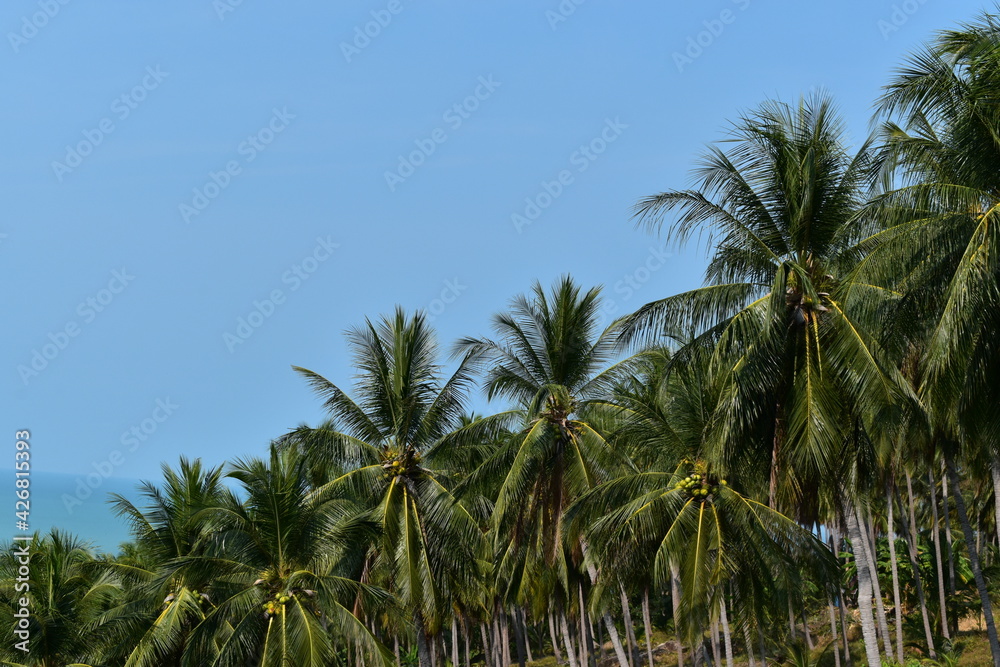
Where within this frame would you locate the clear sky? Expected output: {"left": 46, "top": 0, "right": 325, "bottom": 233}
{"left": 3, "top": 0, "right": 989, "bottom": 546}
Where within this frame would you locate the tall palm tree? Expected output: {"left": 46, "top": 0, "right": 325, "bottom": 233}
{"left": 621, "top": 94, "right": 912, "bottom": 667}
{"left": 871, "top": 12, "right": 1000, "bottom": 666}
{"left": 455, "top": 276, "right": 633, "bottom": 667}
{"left": 282, "top": 307, "right": 488, "bottom": 667}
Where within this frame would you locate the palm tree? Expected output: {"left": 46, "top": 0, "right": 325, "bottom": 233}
{"left": 99, "top": 458, "right": 227, "bottom": 667}
{"left": 0, "top": 531, "right": 116, "bottom": 667}
{"left": 282, "top": 307, "right": 488, "bottom": 667}
{"left": 455, "top": 276, "right": 634, "bottom": 667}
{"left": 622, "top": 94, "right": 912, "bottom": 667}
{"left": 572, "top": 345, "right": 836, "bottom": 663}
{"left": 872, "top": 11, "right": 1000, "bottom": 665}
{"left": 593, "top": 345, "right": 715, "bottom": 663}
{"left": 180, "top": 445, "right": 389, "bottom": 667}
{"left": 571, "top": 458, "right": 837, "bottom": 664}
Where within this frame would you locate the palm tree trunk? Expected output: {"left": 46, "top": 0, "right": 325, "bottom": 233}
{"left": 597, "top": 612, "right": 606, "bottom": 664}
{"left": 844, "top": 499, "right": 882, "bottom": 667}
{"left": 482, "top": 623, "right": 494, "bottom": 667}
{"left": 942, "top": 469, "right": 957, "bottom": 604}
{"left": 742, "top": 627, "right": 756, "bottom": 667}
{"left": 524, "top": 610, "right": 534, "bottom": 663}
{"left": 978, "top": 511, "right": 984, "bottom": 558}
{"left": 601, "top": 611, "right": 631, "bottom": 667}
{"left": 502, "top": 612, "right": 512, "bottom": 667}
{"left": 800, "top": 606, "right": 813, "bottom": 651}
{"left": 513, "top": 609, "right": 527, "bottom": 667}
{"left": 719, "top": 594, "right": 733, "bottom": 667}
{"left": 838, "top": 594, "right": 852, "bottom": 667}
{"left": 945, "top": 451, "right": 1000, "bottom": 667}
{"left": 671, "top": 564, "right": 683, "bottom": 667}
{"left": 550, "top": 612, "right": 564, "bottom": 664}
{"left": 709, "top": 618, "right": 720, "bottom": 667}
{"left": 582, "top": 559, "right": 631, "bottom": 667}
{"left": 621, "top": 587, "right": 642, "bottom": 667}
{"left": 928, "top": 469, "right": 951, "bottom": 640}
{"left": 578, "top": 584, "right": 591, "bottom": 667}
{"left": 560, "top": 611, "right": 581, "bottom": 667}
{"left": 454, "top": 617, "right": 462, "bottom": 667}
{"left": 395, "top": 635, "right": 402, "bottom": 667}
{"left": 431, "top": 633, "right": 439, "bottom": 667}
{"left": 830, "top": 526, "right": 852, "bottom": 667}
{"left": 827, "top": 594, "right": 842, "bottom": 667}
{"left": 464, "top": 617, "right": 472, "bottom": 667}
{"left": 642, "top": 587, "right": 655, "bottom": 667}
{"left": 493, "top": 616, "right": 503, "bottom": 667}
{"left": 416, "top": 612, "right": 434, "bottom": 667}
{"left": 699, "top": 630, "right": 712, "bottom": 667}
{"left": 620, "top": 585, "right": 640, "bottom": 667}
{"left": 886, "top": 487, "right": 904, "bottom": 663}
{"left": 903, "top": 471, "right": 937, "bottom": 659}
{"left": 857, "top": 504, "right": 892, "bottom": 658}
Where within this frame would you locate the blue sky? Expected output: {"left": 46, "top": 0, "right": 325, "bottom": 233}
{"left": 2, "top": 0, "right": 987, "bottom": 548}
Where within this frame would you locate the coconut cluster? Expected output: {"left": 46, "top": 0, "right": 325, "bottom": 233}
{"left": 164, "top": 588, "right": 210, "bottom": 609}
{"left": 262, "top": 593, "right": 293, "bottom": 617}
{"left": 383, "top": 451, "right": 421, "bottom": 477}
{"left": 674, "top": 472, "right": 727, "bottom": 501}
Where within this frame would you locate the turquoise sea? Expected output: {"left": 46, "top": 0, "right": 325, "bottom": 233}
{"left": 1, "top": 469, "right": 140, "bottom": 553}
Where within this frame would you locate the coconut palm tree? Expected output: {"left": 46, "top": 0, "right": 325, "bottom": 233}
{"left": 454, "top": 276, "right": 635, "bottom": 667}
{"left": 282, "top": 307, "right": 489, "bottom": 667}
{"left": 589, "top": 345, "right": 717, "bottom": 664}
{"left": 97, "top": 458, "right": 227, "bottom": 667}
{"left": 571, "top": 344, "right": 836, "bottom": 663}
{"left": 871, "top": 11, "right": 1000, "bottom": 665}
{"left": 621, "top": 94, "right": 913, "bottom": 667}
{"left": 177, "top": 444, "right": 389, "bottom": 667}
{"left": 571, "top": 457, "right": 837, "bottom": 664}
{"left": 455, "top": 276, "right": 632, "bottom": 665}
{"left": 0, "top": 530, "right": 116, "bottom": 667}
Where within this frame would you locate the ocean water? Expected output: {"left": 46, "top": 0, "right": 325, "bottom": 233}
{"left": 2, "top": 469, "right": 140, "bottom": 553}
